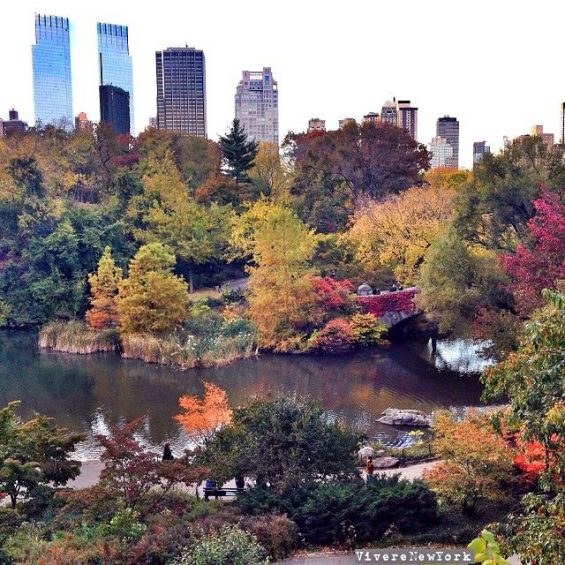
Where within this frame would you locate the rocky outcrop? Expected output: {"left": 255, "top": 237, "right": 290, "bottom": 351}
{"left": 373, "top": 456, "right": 400, "bottom": 468}
{"left": 377, "top": 408, "right": 431, "bottom": 427}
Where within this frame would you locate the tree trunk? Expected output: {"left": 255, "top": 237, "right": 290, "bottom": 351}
{"left": 189, "top": 266, "right": 194, "bottom": 294}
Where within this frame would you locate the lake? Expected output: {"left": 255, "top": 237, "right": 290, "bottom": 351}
{"left": 0, "top": 331, "right": 490, "bottom": 460}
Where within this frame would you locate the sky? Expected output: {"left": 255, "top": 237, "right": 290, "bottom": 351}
{"left": 2, "top": 0, "right": 564, "bottom": 168}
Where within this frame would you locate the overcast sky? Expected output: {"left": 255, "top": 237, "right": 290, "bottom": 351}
{"left": 2, "top": 0, "right": 564, "bottom": 167}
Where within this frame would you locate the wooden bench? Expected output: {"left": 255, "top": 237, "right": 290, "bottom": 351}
{"left": 204, "top": 487, "right": 244, "bottom": 501}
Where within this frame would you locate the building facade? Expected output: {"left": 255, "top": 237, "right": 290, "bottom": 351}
{"left": 397, "top": 100, "right": 418, "bottom": 139}
{"left": 429, "top": 136, "right": 453, "bottom": 168}
{"left": 235, "top": 67, "right": 279, "bottom": 144}
{"left": 99, "top": 85, "right": 130, "bottom": 134}
{"left": 155, "top": 47, "right": 207, "bottom": 137}
{"left": 380, "top": 99, "right": 397, "bottom": 126}
{"left": 97, "top": 23, "right": 134, "bottom": 133}
{"left": 0, "top": 109, "right": 27, "bottom": 137}
{"left": 362, "top": 112, "right": 380, "bottom": 124}
{"left": 32, "top": 14, "right": 73, "bottom": 127}
{"left": 530, "top": 125, "right": 554, "bottom": 148}
{"left": 307, "top": 118, "right": 326, "bottom": 133}
{"left": 473, "top": 141, "right": 490, "bottom": 164}
{"left": 436, "top": 116, "right": 459, "bottom": 168}
{"left": 74, "top": 112, "right": 92, "bottom": 131}
{"left": 338, "top": 118, "right": 356, "bottom": 129}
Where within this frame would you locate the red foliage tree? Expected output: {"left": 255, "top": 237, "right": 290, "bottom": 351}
{"left": 501, "top": 189, "right": 565, "bottom": 315}
{"left": 310, "top": 276, "right": 355, "bottom": 311}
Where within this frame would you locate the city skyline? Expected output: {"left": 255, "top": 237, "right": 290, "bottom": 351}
{"left": 2, "top": 1, "right": 565, "bottom": 166}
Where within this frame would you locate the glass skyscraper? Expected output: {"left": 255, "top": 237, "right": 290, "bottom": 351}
{"left": 156, "top": 47, "right": 207, "bottom": 137}
{"left": 97, "top": 23, "right": 134, "bottom": 133}
{"left": 32, "top": 14, "right": 73, "bottom": 127}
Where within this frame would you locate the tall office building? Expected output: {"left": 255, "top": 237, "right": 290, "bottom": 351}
{"left": 97, "top": 23, "right": 134, "bottom": 133}
{"left": 429, "top": 136, "right": 453, "bottom": 168}
{"left": 436, "top": 116, "right": 459, "bottom": 168}
{"left": 235, "top": 67, "right": 279, "bottom": 145}
{"left": 397, "top": 100, "right": 418, "bottom": 139}
{"left": 473, "top": 141, "right": 490, "bottom": 164}
{"left": 380, "top": 98, "right": 418, "bottom": 139}
{"left": 99, "top": 85, "right": 130, "bottom": 134}
{"left": 32, "top": 14, "right": 73, "bottom": 127}
{"left": 155, "top": 47, "right": 207, "bottom": 137}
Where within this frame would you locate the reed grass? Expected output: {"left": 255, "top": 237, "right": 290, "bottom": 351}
{"left": 38, "top": 321, "right": 118, "bottom": 354}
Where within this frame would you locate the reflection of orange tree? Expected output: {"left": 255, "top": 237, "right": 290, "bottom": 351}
{"left": 175, "top": 382, "right": 232, "bottom": 443}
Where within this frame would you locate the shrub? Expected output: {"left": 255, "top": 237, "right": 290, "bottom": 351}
{"left": 240, "top": 513, "right": 298, "bottom": 560}
{"left": 175, "top": 524, "right": 268, "bottom": 565}
{"left": 308, "top": 317, "right": 354, "bottom": 353}
{"left": 349, "top": 312, "right": 387, "bottom": 346}
{"left": 237, "top": 476, "right": 438, "bottom": 546}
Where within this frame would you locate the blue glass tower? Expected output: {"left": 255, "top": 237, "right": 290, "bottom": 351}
{"left": 32, "top": 14, "right": 73, "bottom": 127}
{"left": 97, "top": 23, "right": 134, "bottom": 133}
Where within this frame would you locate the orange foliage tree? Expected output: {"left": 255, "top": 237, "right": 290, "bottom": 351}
{"left": 85, "top": 246, "right": 122, "bottom": 329}
{"left": 175, "top": 382, "right": 232, "bottom": 443}
{"left": 423, "top": 410, "right": 514, "bottom": 514}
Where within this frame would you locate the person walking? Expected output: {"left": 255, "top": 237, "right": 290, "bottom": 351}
{"left": 365, "top": 456, "right": 375, "bottom": 483}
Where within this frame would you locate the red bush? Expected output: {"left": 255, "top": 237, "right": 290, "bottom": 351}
{"left": 309, "top": 317, "right": 354, "bottom": 353}
{"left": 310, "top": 276, "right": 355, "bottom": 310}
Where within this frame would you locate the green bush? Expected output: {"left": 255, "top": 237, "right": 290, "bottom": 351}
{"left": 175, "top": 524, "right": 268, "bottom": 565}
{"left": 237, "top": 476, "right": 438, "bottom": 546}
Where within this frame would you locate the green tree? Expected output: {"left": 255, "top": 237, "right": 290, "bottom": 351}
{"left": 85, "top": 247, "right": 123, "bottom": 329}
{"left": 219, "top": 119, "right": 258, "bottom": 184}
{"left": 0, "top": 401, "right": 84, "bottom": 509}
{"left": 116, "top": 243, "right": 188, "bottom": 335}
{"left": 199, "top": 395, "right": 362, "bottom": 491}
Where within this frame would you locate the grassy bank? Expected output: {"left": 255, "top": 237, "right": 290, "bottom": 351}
{"left": 38, "top": 321, "right": 118, "bottom": 354}
{"left": 121, "top": 332, "right": 256, "bottom": 369}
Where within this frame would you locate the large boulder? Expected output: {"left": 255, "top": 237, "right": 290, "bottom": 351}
{"left": 357, "top": 445, "right": 374, "bottom": 463}
{"left": 373, "top": 456, "right": 400, "bottom": 469}
{"left": 377, "top": 408, "right": 431, "bottom": 427}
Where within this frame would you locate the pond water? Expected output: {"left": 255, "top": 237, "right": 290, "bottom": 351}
{"left": 0, "top": 331, "right": 490, "bottom": 460}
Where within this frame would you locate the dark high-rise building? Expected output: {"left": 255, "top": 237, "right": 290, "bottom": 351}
{"left": 155, "top": 47, "right": 206, "bottom": 137}
{"left": 97, "top": 23, "right": 134, "bottom": 133}
{"left": 397, "top": 100, "right": 418, "bottom": 140}
{"left": 32, "top": 14, "right": 73, "bottom": 127}
{"left": 0, "top": 109, "right": 28, "bottom": 137}
{"left": 99, "top": 85, "right": 130, "bottom": 134}
{"left": 473, "top": 141, "right": 490, "bottom": 165}
{"left": 437, "top": 116, "right": 459, "bottom": 168}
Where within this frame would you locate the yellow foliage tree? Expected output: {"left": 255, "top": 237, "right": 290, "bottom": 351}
{"left": 232, "top": 200, "right": 320, "bottom": 350}
{"left": 85, "top": 247, "right": 122, "bottom": 329}
{"left": 345, "top": 185, "right": 454, "bottom": 285}
{"left": 248, "top": 141, "right": 293, "bottom": 202}
{"left": 175, "top": 382, "right": 232, "bottom": 443}
{"left": 116, "top": 243, "right": 188, "bottom": 335}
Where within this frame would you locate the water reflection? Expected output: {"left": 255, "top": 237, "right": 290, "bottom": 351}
{"left": 0, "top": 331, "right": 486, "bottom": 460}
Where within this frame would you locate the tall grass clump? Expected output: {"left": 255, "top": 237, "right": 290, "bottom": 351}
{"left": 39, "top": 321, "right": 118, "bottom": 354}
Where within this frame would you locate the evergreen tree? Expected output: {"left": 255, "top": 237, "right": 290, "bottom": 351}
{"left": 219, "top": 119, "right": 258, "bottom": 184}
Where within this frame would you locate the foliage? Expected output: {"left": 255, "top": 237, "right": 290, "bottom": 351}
{"left": 309, "top": 275, "right": 355, "bottom": 314}
{"left": 346, "top": 186, "right": 454, "bottom": 284}
{"left": 175, "top": 524, "right": 268, "bottom": 565}
{"left": 285, "top": 121, "right": 430, "bottom": 201}
{"left": 358, "top": 288, "right": 419, "bottom": 317}
{"left": 349, "top": 312, "right": 387, "bottom": 347}
{"left": 240, "top": 513, "right": 298, "bottom": 560}
{"left": 483, "top": 290, "right": 565, "bottom": 483}
{"left": 232, "top": 201, "right": 320, "bottom": 350}
{"left": 249, "top": 141, "right": 292, "bottom": 200}
{"left": 176, "top": 382, "right": 233, "bottom": 443}
{"left": 85, "top": 246, "right": 123, "bottom": 329}
{"left": 199, "top": 395, "right": 363, "bottom": 491}
{"left": 219, "top": 119, "right": 259, "bottom": 184}
{"left": 468, "top": 530, "right": 508, "bottom": 565}
{"left": 422, "top": 410, "right": 515, "bottom": 513}
{"left": 500, "top": 189, "right": 565, "bottom": 316}
{"left": 116, "top": 243, "right": 188, "bottom": 335}
{"left": 0, "top": 401, "right": 84, "bottom": 508}
{"left": 237, "top": 476, "right": 438, "bottom": 546}
{"left": 308, "top": 317, "right": 355, "bottom": 353}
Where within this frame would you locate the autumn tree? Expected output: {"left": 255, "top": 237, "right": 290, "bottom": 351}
{"left": 345, "top": 185, "right": 455, "bottom": 285}
{"left": 249, "top": 141, "right": 292, "bottom": 200}
{"left": 175, "top": 381, "right": 232, "bottom": 443}
{"left": 422, "top": 410, "right": 514, "bottom": 514}
{"left": 85, "top": 246, "right": 122, "bottom": 329}
{"left": 500, "top": 189, "right": 565, "bottom": 316}
{"left": 0, "top": 401, "right": 84, "bottom": 509}
{"left": 231, "top": 201, "right": 320, "bottom": 349}
{"left": 285, "top": 121, "right": 430, "bottom": 202}
{"left": 219, "top": 119, "right": 258, "bottom": 184}
{"left": 116, "top": 243, "right": 188, "bottom": 335}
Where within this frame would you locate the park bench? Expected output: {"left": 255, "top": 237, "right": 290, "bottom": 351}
{"left": 204, "top": 486, "right": 244, "bottom": 501}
